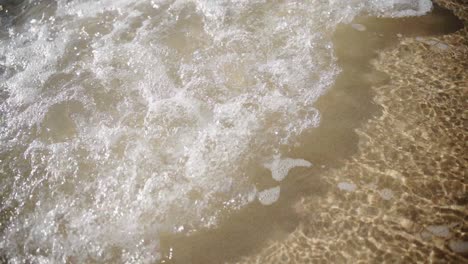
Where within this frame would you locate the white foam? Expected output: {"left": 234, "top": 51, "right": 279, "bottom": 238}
{"left": 338, "top": 182, "right": 358, "bottom": 192}
{"left": 351, "top": 23, "right": 367, "bottom": 31}
{"left": 258, "top": 186, "right": 281, "bottom": 206}
{"left": 264, "top": 155, "right": 312, "bottom": 182}
{"left": 368, "top": 0, "right": 433, "bottom": 17}
{"left": 0, "top": 0, "right": 433, "bottom": 262}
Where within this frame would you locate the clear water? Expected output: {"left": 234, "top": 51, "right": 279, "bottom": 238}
{"left": 0, "top": 0, "right": 434, "bottom": 263}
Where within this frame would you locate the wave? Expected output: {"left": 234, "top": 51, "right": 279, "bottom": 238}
{"left": 0, "top": 0, "right": 432, "bottom": 262}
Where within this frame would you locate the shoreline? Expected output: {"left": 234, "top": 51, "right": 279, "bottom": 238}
{"left": 232, "top": 1, "right": 468, "bottom": 263}
{"left": 158, "top": 3, "right": 466, "bottom": 263}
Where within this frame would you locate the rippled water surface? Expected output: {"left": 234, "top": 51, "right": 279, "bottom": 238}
{"left": 0, "top": 0, "right": 455, "bottom": 263}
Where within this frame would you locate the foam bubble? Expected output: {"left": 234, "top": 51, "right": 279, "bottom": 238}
{"left": 258, "top": 186, "right": 281, "bottom": 206}
{"left": 449, "top": 240, "right": 468, "bottom": 253}
{"left": 351, "top": 23, "right": 367, "bottom": 31}
{"left": 379, "top": 188, "right": 394, "bottom": 200}
{"left": 426, "top": 225, "right": 452, "bottom": 238}
{"left": 264, "top": 155, "right": 312, "bottom": 182}
{"left": 338, "top": 182, "right": 357, "bottom": 192}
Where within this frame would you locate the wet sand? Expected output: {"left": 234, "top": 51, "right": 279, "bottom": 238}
{"left": 158, "top": 2, "right": 467, "bottom": 263}
{"left": 228, "top": 1, "right": 468, "bottom": 263}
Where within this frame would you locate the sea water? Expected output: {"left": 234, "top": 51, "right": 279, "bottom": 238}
{"left": 0, "top": 0, "right": 432, "bottom": 263}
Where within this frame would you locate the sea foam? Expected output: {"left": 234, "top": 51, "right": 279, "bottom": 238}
{"left": 0, "top": 0, "right": 432, "bottom": 262}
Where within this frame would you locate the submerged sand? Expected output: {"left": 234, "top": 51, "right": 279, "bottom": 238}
{"left": 231, "top": 1, "right": 468, "bottom": 263}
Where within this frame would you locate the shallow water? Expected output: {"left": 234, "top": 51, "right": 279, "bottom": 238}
{"left": 159, "top": 5, "right": 464, "bottom": 263}
{"left": 0, "top": 0, "right": 463, "bottom": 263}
